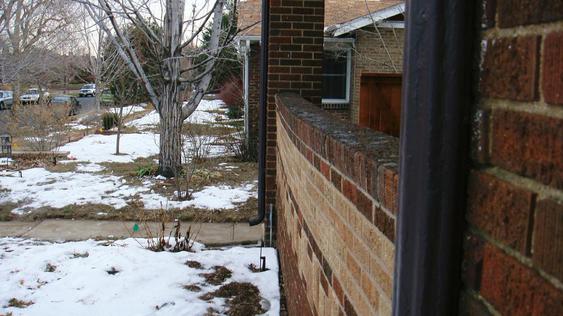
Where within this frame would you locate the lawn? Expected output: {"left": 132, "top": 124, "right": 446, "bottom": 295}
{"left": 0, "top": 99, "right": 256, "bottom": 222}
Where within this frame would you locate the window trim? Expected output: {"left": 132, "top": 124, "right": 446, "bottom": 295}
{"left": 322, "top": 48, "right": 352, "bottom": 104}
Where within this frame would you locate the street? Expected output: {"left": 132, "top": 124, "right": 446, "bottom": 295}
{"left": 0, "top": 96, "right": 96, "bottom": 134}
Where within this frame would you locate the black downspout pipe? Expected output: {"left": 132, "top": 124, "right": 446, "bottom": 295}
{"left": 249, "top": 0, "right": 269, "bottom": 226}
{"left": 392, "top": 0, "right": 477, "bottom": 314}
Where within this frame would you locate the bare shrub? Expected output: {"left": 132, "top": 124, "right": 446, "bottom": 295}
{"left": 217, "top": 76, "right": 244, "bottom": 119}
{"left": 133, "top": 208, "right": 200, "bottom": 253}
{"left": 9, "top": 102, "right": 72, "bottom": 152}
{"left": 222, "top": 124, "right": 257, "bottom": 162}
{"left": 44, "top": 263, "right": 57, "bottom": 272}
{"left": 174, "top": 125, "right": 213, "bottom": 201}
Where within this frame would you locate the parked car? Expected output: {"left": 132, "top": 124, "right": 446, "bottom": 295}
{"left": 50, "top": 95, "right": 81, "bottom": 116}
{"left": 100, "top": 89, "right": 115, "bottom": 106}
{"left": 0, "top": 91, "right": 13, "bottom": 110}
{"left": 20, "top": 88, "right": 50, "bottom": 104}
{"left": 79, "top": 84, "right": 96, "bottom": 97}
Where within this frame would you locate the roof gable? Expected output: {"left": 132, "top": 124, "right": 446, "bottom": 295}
{"left": 326, "top": 2, "right": 405, "bottom": 37}
{"left": 237, "top": 0, "right": 404, "bottom": 37}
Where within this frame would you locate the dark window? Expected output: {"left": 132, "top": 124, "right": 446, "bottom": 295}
{"left": 322, "top": 51, "right": 349, "bottom": 101}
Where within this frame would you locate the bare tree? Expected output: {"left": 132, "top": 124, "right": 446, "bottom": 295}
{"left": 110, "top": 75, "right": 144, "bottom": 155}
{"left": 0, "top": 0, "right": 77, "bottom": 96}
{"left": 75, "top": 7, "right": 123, "bottom": 110}
{"left": 80, "top": 0, "right": 238, "bottom": 177}
{"left": 8, "top": 101, "right": 73, "bottom": 152}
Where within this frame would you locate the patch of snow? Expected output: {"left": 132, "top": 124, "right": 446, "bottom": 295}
{"left": 140, "top": 183, "right": 257, "bottom": 210}
{"left": 60, "top": 133, "right": 160, "bottom": 163}
{"left": 119, "top": 104, "right": 147, "bottom": 114}
{"left": 67, "top": 123, "right": 90, "bottom": 131}
{"left": 186, "top": 109, "right": 220, "bottom": 124}
{"left": 221, "top": 165, "right": 239, "bottom": 170}
{"left": 191, "top": 99, "right": 226, "bottom": 112}
{"left": 60, "top": 131, "right": 227, "bottom": 164}
{"left": 0, "top": 168, "right": 141, "bottom": 213}
{"left": 0, "top": 238, "right": 279, "bottom": 316}
{"left": 76, "top": 163, "right": 105, "bottom": 173}
{"left": 127, "top": 110, "right": 160, "bottom": 129}
{"left": 0, "top": 167, "right": 256, "bottom": 213}
{"left": 128, "top": 99, "right": 228, "bottom": 130}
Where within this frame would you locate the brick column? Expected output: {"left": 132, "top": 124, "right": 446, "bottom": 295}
{"left": 265, "top": 0, "right": 325, "bottom": 240}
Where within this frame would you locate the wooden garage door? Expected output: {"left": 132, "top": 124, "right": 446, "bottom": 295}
{"left": 359, "top": 74, "right": 402, "bottom": 137}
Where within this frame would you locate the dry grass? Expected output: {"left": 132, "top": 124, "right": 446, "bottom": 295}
{"left": 201, "top": 266, "right": 233, "bottom": 285}
{"left": 3, "top": 197, "right": 257, "bottom": 223}
{"left": 0, "top": 150, "right": 257, "bottom": 223}
{"left": 45, "top": 162, "right": 79, "bottom": 173}
{"left": 183, "top": 284, "right": 202, "bottom": 292}
{"left": 201, "top": 282, "right": 265, "bottom": 316}
{"left": 7, "top": 298, "right": 33, "bottom": 308}
{"left": 0, "top": 202, "right": 18, "bottom": 221}
{"left": 186, "top": 260, "right": 203, "bottom": 269}
{"left": 182, "top": 122, "right": 235, "bottom": 137}
{"left": 248, "top": 263, "right": 269, "bottom": 273}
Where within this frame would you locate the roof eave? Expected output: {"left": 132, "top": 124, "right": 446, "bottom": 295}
{"left": 328, "top": 3, "right": 406, "bottom": 37}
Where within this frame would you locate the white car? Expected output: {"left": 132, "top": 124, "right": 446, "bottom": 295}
{"left": 20, "top": 88, "right": 49, "bottom": 104}
{"left": 79, "top": 84, "right": 96, "bottom": 97}
{"left": 0, "top": 91, "right": 13, "bottom": 110}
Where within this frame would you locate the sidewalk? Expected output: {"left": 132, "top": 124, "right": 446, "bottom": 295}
{"left": 0, "top": 219, "right": 264, "bottom": 246}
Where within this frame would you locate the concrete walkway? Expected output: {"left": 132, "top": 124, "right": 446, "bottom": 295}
{"left": 0, "top": 220, "right": 264, "bottom": 245}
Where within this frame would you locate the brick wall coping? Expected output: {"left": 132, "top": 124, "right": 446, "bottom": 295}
{"left": 276, "top": 92, "right": 400, "bottom": 214}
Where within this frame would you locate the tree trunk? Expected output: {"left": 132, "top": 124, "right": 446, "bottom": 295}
{"left": 158, "top": 0, "right": 185, "bottom": 178}
{"left": 115, "top": 106, "right": 123, "bottom": 154}
{"left": 158, "top": 87, "right": 183, "bottom": 177}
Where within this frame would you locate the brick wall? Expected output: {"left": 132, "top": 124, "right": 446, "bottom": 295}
{"left": 350, "top": 27, "right": 404, "bottom": 124}
{"left": 460, "top": 1, "right": 563, "bottom": 314}
{"left": 276, "top": 93, "right": 399, "bottom": 315}
{"left": 266, "top": 0, "right": 325, "bottom": 211}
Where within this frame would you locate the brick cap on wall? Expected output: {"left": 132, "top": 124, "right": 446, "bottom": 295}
{"left": 275, "top": 92, "right": 400, "bottom": 213}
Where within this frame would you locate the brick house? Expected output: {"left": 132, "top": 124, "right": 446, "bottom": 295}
{"left": 238, "top": 0, "right": 405, "bottom": 136}
{"left": 243, "top": 0, "right": 563, "bottom": 315}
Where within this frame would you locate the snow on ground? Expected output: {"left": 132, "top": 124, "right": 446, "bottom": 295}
{"left": 67, "top": 122, "right": 90, "bottom": 131}
{"left": 76, "top": 163, "right": 105, "bottom": 173}
{"left": 120, "top": 103, "right": 147, "bottom": 114}
{"left": 0, "top": 168, "right": 142, "bottom": 213}
{"left": 194, "top": 99, "right": 226, "bottom": 112}
{"left": 0, "top": 97, "right": 247, "bottom": 214}
{"left": 61, "top": 133, "right": 160, "bottom": 163}
{"left": 0, "top": 167, "right": 257, "bottom": 214}
{"left": 0, "top": 238, "right": 279, "bottom": 316}
{"left": 141, "top": 182, "right": 258, "bottom": 210}
{"left": 128, "top": 99, "right": 228, "bottom": 130}
{"left": 128, "top": 110, "right": 159, "bottom": 129}
{"left": 60, "top": 132, "right": 226, "bottom": 164}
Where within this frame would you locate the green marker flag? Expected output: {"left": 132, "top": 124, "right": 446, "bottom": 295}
{"left": 133, "top": 223, "right": 140, "bottom": 232}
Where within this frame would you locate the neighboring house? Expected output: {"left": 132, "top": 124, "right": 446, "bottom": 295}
{"left": 237, "top": 0, "right": 405, "bottom": 136}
